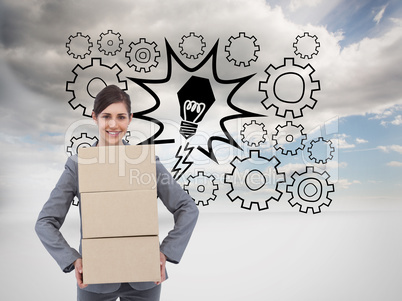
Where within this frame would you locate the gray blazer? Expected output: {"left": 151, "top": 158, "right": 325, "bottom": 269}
{"left": 35, "top": 144, "right": 199, "bottom": 293}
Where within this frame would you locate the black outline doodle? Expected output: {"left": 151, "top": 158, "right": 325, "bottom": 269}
{"left": 125, "top": 38, "right": 160, "bottom": 73}
{"left": 172, "top": 142, "right": 194, "bottom": 180}
{"left": 293, "top": 32, "right": 320, "bottom": 59}
{"left": 179, "top": 32, "right": 206, "bottom": 59}
{"left": 177, "top": 76, "right": 216, "bottom": 139}
{"left": 225, "top": 32, "right": 260, "bottom": 67}
{"left": 66, "top": 32, "right": 93, "bottom": 59}
{"left": 97, "top": 29, "right": 124, "bottom": 56}
{"left": 66, "top": 133, "right": 98, "bottom": 156}
{"left": 259, "top": 58, "right": 320, "bottom": 118}
{"left": 287, "top": 166, "right": 334, "bottom": 213}
{"left": 66, "top": 57, "right": 128, "bottom": 117}
{"left": 240, "top": 120, "right": 267, "bottom": 147}
{"left": 272, "top": 121, "right": 307, "bottom": 156}
{"left": 307, "top": 137, "right": 335, "bottom": 164}
{"left": 127, "top": 39, "right": 264, "bottom": 159}
{"left": 183, "top": 171, "right": 219, "bottom": 206}
{"left": 224, "top": 150, "right": 285, "bottom": 211}
{"left": 72, "top": 197, "right": 80, "bottom": 206}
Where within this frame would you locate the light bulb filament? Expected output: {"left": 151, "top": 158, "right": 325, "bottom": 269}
{"left": 183, "top": 100, "right": 206, "bottom": 123}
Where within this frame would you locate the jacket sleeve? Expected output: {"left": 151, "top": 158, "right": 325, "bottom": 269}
{"left": 156, "top": 157, "right": 199, "bottom": 264}
{"left": 35, "top": 156, "right": 81, "bottom": 273}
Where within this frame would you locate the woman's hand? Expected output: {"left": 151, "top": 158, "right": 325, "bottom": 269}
{"left": 155, "top": 252, "right": 167, "bottom": 285}
{"left": 74, "top": 258, "right": 88, "bottom": 289}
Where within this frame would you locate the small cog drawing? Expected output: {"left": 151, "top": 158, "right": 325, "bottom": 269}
{"left": 72, "top": 196, "right": 80, "bottom": 206}
{"left": 125, "top": 38, "right": 160, "bottom": 72}
{"left": 123, "top": 131, "right": 132, "bottom": 144}
{"left": 224, "top": 150, "right": 285, "bottom": 211}
{"left": 179, "top": 32, "right": 206, "bottom": 60}
{"left": 97, "top": 29, "right": 123, "bottom": 56}
{"left": 293, "top": 32, "right": 320, "bottom": 59}
{"left": 183, "top": 171, "right": 219, "bottom": 206}
{"left": 240, "top": 120, "right": 267, "bottom": 147}
{"left": 259, "top": 57, "right": 320, "bottom": 118}
{"left": 66, "top": 57, "right": 128, "bottom": 117}
{"left": 272, "top": 121, "right": 307, "bottom": 156}
{"left": 225, "top": 32, "right": 260, "bottom": 67}
{"left": 66, "top": 133, "right": 98, "bottom": 156}
{"left": 287, "top": 166, "right": 334, "bottom": 214}
{"left": 307, "top": 137, "right": 335, "bottom": 164}
{"left": 66, "top": 32, "right": 93, "bottom": 59}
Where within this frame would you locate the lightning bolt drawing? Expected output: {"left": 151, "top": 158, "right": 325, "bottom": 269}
{"left": 172, "top": 142, "right": 194, "bottom": 180}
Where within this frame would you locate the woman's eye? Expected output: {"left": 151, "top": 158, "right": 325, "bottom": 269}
{"left": 119, "top": 116, "right": 126, "bottom": 120}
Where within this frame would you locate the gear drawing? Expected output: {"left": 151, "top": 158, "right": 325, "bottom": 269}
{"left": 97, "top": 29, "right": 123, "bottom": 56}
{"left": 123, "top": 131, "right": 132, "bottom": 144}
{"left": 307, "top": 137, "right": 335, "bottom": 164}
{"left": 66, "top": 32, "right": 93, "bottom": 59}
{"left": 66, "top": 133, "right": 98, "bottom": 156}
{"left": 287, "top": 166, "right": 334, "bottom": 214}
{"left": 259, "top": 58, "right": 320, "bottom": 118}
{"left": 179, "top": 32, "right": 206, "bottom": 59}
{"left": 125, "top": 38, "right": 160, "bottom": 72}
{"left": 183, "top": 171, "right": 219, "bottom": 206}
{"left": 225, "top": 32, "right": 260, "bottom": 67}
{"left": 66, "top": 57, "right": 128, "bottom": 117}
{"left": 224, "top": 150, "right": 285, "bottom": 211}
{"left": 272, "top": 121, "right": 307, "bottom": 156}
{"left": 240, "top": 120, "right": 267, "bottom": 147}
{"left": 293, "top": 32, "right": 320, "bottom": 59}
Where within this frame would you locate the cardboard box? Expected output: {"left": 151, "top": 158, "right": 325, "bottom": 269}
{"left": 82, "top": 236, "right": 161, "bottom": 284}
{"left": 81, "top": 190, "right": 159, "bottom": 239}
{"left": 78, "top": 144, "right": 156, "bottom": 193}
{"left": 78, "top": 145, "right": 160, "bottom": 285}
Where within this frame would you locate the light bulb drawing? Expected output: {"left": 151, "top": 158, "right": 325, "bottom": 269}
{"left": 177, "top": 76, "right": 216, "bottom": 139}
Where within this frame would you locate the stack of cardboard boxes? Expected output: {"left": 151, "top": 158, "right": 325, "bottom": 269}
{"left": 78, "top": 144, "right": 161, "bottom": 285}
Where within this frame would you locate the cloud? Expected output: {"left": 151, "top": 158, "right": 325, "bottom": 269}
{"left": 378, "top": 145, "right": 402, "bottom": 154}
{"left": 373, "top": 4, "right": 388, "bottom": 25}
{"left": 335, "top": 134, "right": 355, "bottom": 149}
{"left": 1, "top": 0, "right": 402, "bottom": 208}
{"left": 337, "top": 178, "right": 361, "bottom": 189}
{"left": 288, "top": 0, "right": 322, "bottom": 12}
{"left": 391, "top": 115, "right": 402, "bottom": 125}
{"left": 356, "top": 138, "right": 368, "bottom": 144}
{"left": 387, "top": 161, "right": 402, "bottom": 167}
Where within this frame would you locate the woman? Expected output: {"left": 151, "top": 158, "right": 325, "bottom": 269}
{"left": 35, "top": 85, "right": 199, "bottom": 300}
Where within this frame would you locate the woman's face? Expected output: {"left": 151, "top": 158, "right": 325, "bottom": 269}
{"left": 92, "top": 102, "right": 132, "bottom": 146}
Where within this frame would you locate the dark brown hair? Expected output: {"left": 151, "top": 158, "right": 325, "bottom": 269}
{"left": 93, "top": 85, "right": 131, "bottom": 117}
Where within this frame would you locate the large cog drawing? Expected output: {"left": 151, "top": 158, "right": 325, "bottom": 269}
{"left": 97, "top": 29, "right": 123, "bottom": 56}
{"left": 179, "top": 32, "right": 206, "bottom": 60}
{"left": 307, "top": 137, "right": 335, "bottom": 164}
{"left": 259, "top": 58, "right": 320, "bottom": 118}
{"left": 240, "top": 120, "right": 267, "bottom": 147}
{"left": 183, "top": 171, "right": 219, "bottom": 206}
{"left": 293, "top": 32, "right": 320, "bottom": 59}
{"left": 66, "top": 32, "right": 93, "bottom": 59}
{"left": 287, "top": 166, "right": 334, "bottom": 214}
{"left": 66, "top": 57, "right": 128, "bottom": 117}
{"left": 224, "top": 150, "right": 285, "bottom": 211}
{"left": 125, "top": 38, "right": 160, "bottom": 73}
{"left": 272, "top": 121, "right": 307, "bottom": 155}
{"left": 66, "top": 133, "right": 98, "bottom": 156}
{"left": 225, "top": 32, "right": 260, "bottom": 67}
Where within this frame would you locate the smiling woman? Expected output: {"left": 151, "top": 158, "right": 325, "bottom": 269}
{"left": 35, "top": 85, "right": 199, "bottom": 301}
{"left": 91, "top": 85, "right": 132, "bottom": 147}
